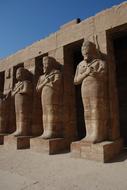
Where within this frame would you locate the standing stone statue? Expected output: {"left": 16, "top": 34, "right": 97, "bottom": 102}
{"left": 74, "top": 40, "right": 108, "bottom": 143}
{"left": 0, "top": 91, "right": 10, "bottom": 134}
{"left": 12, "top": 67, "right": 33, "bottom": 136}
{"left": 36, "top": 56, "right": 63, "bottom": 139}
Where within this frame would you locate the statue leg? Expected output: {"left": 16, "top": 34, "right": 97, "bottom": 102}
{"left": 83, "top": 96, "right": 107, "bottom": 143}
{"left": 42, "top": 104, "right": 62, "bottom": 139}
{"left": 13, "top": 112, "right": 30, "bottom": 136}
{"left": 13, "top": 124, "right": 22, "bottom": 136}
{"left": 41, "top": 104, "right": 54, "bottom": 139}
{"left": 82, "top": 96, "right": 100, "bottom": 143}
{"left": 41, "top": 104, "right": 49, "bottom": 138}
{"left": 84, "top": 119, "right": 100, "bottom": 143}
{"left": 13, "top": 110, "right": 21, "bottom": 136}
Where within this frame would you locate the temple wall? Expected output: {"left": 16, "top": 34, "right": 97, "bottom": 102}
{"left": 0, "top": 2, "right": 127, "bottom": 153}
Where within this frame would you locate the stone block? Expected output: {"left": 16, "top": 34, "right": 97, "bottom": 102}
{"left": 30, "top": 137, "right": 70, "bottom": 154}
{"left": 71, "top": 141, "right": 81, "bottom": 158}
{"left": 71, "top": 138, "right": 123, "bottom": 162}
{"left": 4, "top": 135, "right": 30, "bottom": 149}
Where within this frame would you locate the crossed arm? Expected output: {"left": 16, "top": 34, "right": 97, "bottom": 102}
{"left": 74, "top": 60, "right": 106, "bottom": 85}
{"left": 74, "top": 65, "right": 91, "bottom": 85}
{"left": 12, "top": 81, "right": 32, "bottom": 96}
{"left": 36, "top": 72, "right": 62, "bottom": 93}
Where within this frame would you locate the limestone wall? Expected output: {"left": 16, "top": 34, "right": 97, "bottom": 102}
{"left": 0, "top": 1, "right": 127, "bottom": 141}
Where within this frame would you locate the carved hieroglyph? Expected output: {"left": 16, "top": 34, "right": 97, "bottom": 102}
{"left": 0, "top": 91, "right": 10, "bottom": 134}
{"left": 74, "top": 40, "right": 108, "bottom": 143}
{"left": 12, "top": 67, "right": 33, "bottom": 136}
{"left": 36, "top": 56, "right": 63, "bottom": 139}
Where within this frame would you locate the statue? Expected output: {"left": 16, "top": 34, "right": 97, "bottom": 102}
{"left": 74, "top": 40, "right": 108, "bottom": 143}
{"left": 12, "top": 67, "right": 33, "bottom": 136}
{"left": 0, "top": 91, "right": 10, "bottom": 134}
{"left": 36, "top": 56, "right": 63, "bottom": 139}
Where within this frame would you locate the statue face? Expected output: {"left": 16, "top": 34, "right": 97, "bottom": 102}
{"left": 43, "top": 56, "right": 50, "bottom": 74}
{"left": 16, "top": 68, "right": 23, "bottom": 81}
{"left": 81, "top": 45, "right": 91, "bottom": 62}
{"left": 81, "top": 41, "right": 96, "bottom": 63}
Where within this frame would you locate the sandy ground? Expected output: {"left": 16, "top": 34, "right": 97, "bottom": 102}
{"left": 0, "top": 146, "right": 127, "bottom": 190}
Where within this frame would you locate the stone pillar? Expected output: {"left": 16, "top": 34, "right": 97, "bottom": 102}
{"left": 24, "top": 58, "right": 43, "bottom": 136}
{"left": 4, "top": 68, "right": 16, "bottom": 134}
{"left": 96, "top": 31, "right": 120, "bottom": 140}
{"left": 62, "top": 48, "right": 78, "bottom": 140}
{"left": 4, "top": 68, "right": 13, "bottom": 94}
{"left": 50, "top": 47, "right": 78, "bottom": 140}
{"left": 106, "top": 36, "right": 120, "bottom": 140}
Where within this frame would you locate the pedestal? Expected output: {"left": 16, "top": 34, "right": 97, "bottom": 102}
{"left": 71, "top": 138, "right": 123, "bottom": 162}
{"left": 30, "top": 137, "right": 70, "bottom": 154}
{"left": 4, "top": 135, "right": 30, "bottom": 149}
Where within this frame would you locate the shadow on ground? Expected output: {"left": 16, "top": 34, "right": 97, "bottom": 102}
{"left": 108, "top": 148, "right": 127, "bottom": 163}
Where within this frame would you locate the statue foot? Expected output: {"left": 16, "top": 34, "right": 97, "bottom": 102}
{"left": 13, "top": 131, "right": 25, "bottom": 137}
{"left": 82, "top": 136, "right": 102, "bottom": 144}
{"left": 41, "top": 131, "right": 54, "bottom": 139}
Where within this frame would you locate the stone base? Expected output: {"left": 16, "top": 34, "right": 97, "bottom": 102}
{"left": 30, "top": 137, "right": 70, "bottom": 154}
{"left": 0, "top": 135, "right": 4, "bottom": 145}
{"left": 4, "top": 135, "right": 30, "bottom": 149}
{"left": 71, "top": 138, "right": 123, "bottom": 162}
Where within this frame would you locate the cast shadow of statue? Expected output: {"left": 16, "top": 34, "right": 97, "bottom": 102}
{"left": 32, "top": 56, "right": 63, "bottom": 138}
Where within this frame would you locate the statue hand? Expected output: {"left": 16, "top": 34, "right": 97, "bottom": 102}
{"left": 40, "top": 75, "right": 46, "bottom": 83}
{"left": 80, "top": 66, "right": 87, "bottom": 74}
{"left": 8, "top": 90, "right": 11, "bottom": 96}
{"left": 85, "top": 67, "right": 91, "bottom": 75}
{"left": 4, "top": 90, "right": 11, "bottom": 99}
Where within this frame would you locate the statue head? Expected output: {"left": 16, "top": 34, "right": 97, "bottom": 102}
{"left": 16, "top": 67, "right": 30, "bottom": 81}
{"left": 42, "top": 56, "right": 54, "bottom": 74}
{"left": 81, "top": 40, "right": 97, "bottom": 62}
{"left": 42, "top": 56, "right": 61, "bottom": 74}
{"left": 16, "top": 67, "right": 24, "bottom": 81}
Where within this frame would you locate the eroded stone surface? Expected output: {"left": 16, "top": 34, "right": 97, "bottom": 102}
{"left": 12, "top": 67, "right": 33, "bottom": 137}
{"left": 0, "top": 2, "right": 126, "bottom": 160}
{"left": 74, "top": 40, "right": 108, "bottom": 143}
{"left": 36, "top": 56, "right": 63, "bottom": 139}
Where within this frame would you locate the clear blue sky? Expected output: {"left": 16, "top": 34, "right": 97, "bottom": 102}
{"left": 0, "top": 0, "right": 125, "bottom": 58}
